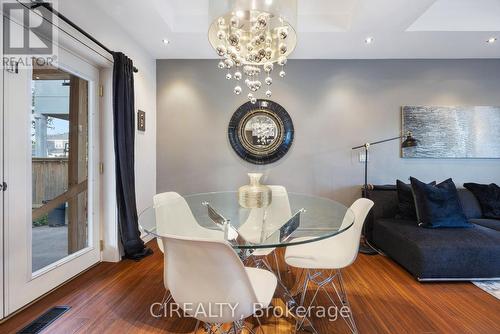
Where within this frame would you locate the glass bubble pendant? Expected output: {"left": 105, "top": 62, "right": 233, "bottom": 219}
{"left": 208, "top": 0, "right": 297, "bottom": 100}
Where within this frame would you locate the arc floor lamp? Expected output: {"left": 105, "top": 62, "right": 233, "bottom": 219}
{"left": 352, "top": 132, "right": 418, "bottom": 254}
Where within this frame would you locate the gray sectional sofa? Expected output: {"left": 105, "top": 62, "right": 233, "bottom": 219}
{"left": 365, "top": 186, "right": 500, "bottom": 281}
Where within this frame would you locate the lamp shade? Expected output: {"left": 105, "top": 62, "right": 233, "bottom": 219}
{"left": 401, "top": 133, "right": 418, "bottom": 148}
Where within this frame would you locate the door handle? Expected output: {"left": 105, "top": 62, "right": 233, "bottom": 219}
{"left": 0, "top": 182, "right": 6, "bottom": 191}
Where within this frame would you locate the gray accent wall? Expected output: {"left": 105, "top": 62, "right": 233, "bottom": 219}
{"left": 157, "top": 59, "right": 500, "bottom": 205}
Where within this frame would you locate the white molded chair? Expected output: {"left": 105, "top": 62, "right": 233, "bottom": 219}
{"left": 284, "top": 198, "right": 374, "bottom": 334}
{"left": 238, "top": 186, "right": 292, "bottom": 279}
{"left": 161, "top": 235, "right": 277, "bottom": 333}
{"left": 153, "top": 192, "right": 225, "bottom": 244}
{"left": 153, "top": 192, "right": 225, "bottom": 308}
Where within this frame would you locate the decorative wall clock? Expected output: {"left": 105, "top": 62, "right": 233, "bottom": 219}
{"left": 228, "top": 99, "right": 294, "bottom": 165}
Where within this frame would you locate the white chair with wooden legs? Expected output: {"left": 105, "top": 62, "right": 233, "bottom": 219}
{"left": 153, "top": 192, "right": 225, "bottom": 311}
{"left": 161, "top": 235, "right": 277, "bottom": 333}
{"left": 238, "top": 186, "right": 292, "bottom": 280}
{"left": 284, "top": 198, "right": 374, "bottom": 334}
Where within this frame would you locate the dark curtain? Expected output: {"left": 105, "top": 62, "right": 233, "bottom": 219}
{"left": 112, "top": 52, "right": 152, "bottom": 260}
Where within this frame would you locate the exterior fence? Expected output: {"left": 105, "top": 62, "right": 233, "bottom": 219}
{"left": 32, "top": 158, "right": 68, "bottom": 207}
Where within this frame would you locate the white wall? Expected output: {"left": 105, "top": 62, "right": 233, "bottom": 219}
{"left": 156, "top": 59, "right": 500, "bottom": 205}
{"left": 60, "top": 0, "right": 157, "bottom": 260}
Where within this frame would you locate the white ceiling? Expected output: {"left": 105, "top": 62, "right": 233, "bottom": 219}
{"left": 90, "top": 0, "right": 500, "bottom": 59}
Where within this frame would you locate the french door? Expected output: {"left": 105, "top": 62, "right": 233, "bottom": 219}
{"left": 0, "top": 27, "right": 4, "bottom": 319}
{"left": 2, "top": 47, "right": 101, "bottom": 315}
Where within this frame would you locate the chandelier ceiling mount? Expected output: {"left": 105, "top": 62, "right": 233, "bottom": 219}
{"left": 209, "top": 0, "right": 298, "bottom": 103}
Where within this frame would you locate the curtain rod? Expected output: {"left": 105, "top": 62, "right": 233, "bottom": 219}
{"left": 30, "top": 1, "right": 139, "bottom": 73}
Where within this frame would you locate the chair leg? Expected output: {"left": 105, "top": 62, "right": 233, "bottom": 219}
{"left": 249, "top": 251, "right": 282, "bottom": 283}
{"left": 295, "top": 316, "right": 319, "bottom": 334}
{"left": 335, "top": 270, "right": 358, "bottom": 334}
{"left": 272, "top": 250, "right": 282, "bottom": 282}
{"left": 243, "top": 254, "right": 257, "bottom": 267}
{"left": 193, "top": 320, "right": 201, "bottom": 333}
{"left": 295, "top": 269, "right": 358, "bottom": 334}
{"left": 336, "top": 269, "right": 348, "bottom": 304}
{"left": 295, "top": 271, "right": 317, "bottom": 332}
{"left": 316, "top": 271, "right": 357, "bottom": 334}
{"left": 262, "top": 256, "right": 282, "bottom": 284}
{"left": 254, "top": 315, "right": 265, "bottom": 334}
{"left": 209, "top": 323, "right": 225, "bottom": 334}
{"left": 158, "top": 290, "right": 172, "bottom": 311}
{"left": 299, "top": 270, "right": 311, "bottom": 307}
{"left": 203, "top": 323, "right": 213, "bottom": 333}
{"left": 201, "top": 321, "right": 258, "bottom": 334}
{"left": 259, "top": 257, "right": 292, "bottom": 301}
{"left": 234, "top": 320, "right": 257, "bottom": 334}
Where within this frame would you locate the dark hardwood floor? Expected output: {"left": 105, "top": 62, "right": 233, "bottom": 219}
{"left": 1, "top": 241, "right": 499, "bottom": 334}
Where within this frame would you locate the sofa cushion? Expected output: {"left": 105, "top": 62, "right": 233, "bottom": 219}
{"left": 410, "top": 177, "right": 470, "bottom": 228}
{"left": 464, "top": 183, "right": 500, "bottom": 219}
{"left": 396, "top": 179, "right": 435, "bottom": 220}
{"left": 365, "top": 185, "right": 398, "bottom": 241}
{"left": 469, "top": 218, "right": 500, "bottom": 232}
{"left": 372, "top": 218, "right": 500, "bottom": 279}
{"left": 457, "top": 189, "right": 483, "bottom": 219}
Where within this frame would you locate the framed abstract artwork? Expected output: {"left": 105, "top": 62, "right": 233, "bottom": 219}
{"left": 228, "top": 99, "right": 294, "bottom": 165}
{"left": 402, "top": 106, "right": 500, "bottom": 159}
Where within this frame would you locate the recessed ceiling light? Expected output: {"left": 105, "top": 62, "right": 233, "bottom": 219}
{"left": 265, "top": 0, "right": 273, "bottom": 5}
{"left": 236, "top": 10, "right": 244, "bottom": 18}
{"left": 486, "top": 37, "right": 497, "bottom": 44}
{"left": 365, "top": 37, "right": 374, "bottom": 44}
{"left": 162, "top": 39, "right": 170, "bottom": 45}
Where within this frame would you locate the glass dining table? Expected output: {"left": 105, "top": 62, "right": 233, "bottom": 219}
{"left": 138, "top": 191, "right": 354, "bottom": 251}
{"left": 138, "top": 191, "right": 354, "bottom": 333}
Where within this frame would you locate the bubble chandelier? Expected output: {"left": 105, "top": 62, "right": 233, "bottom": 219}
{"left": 208, "top": 0, "right": 297, "bottom": 103}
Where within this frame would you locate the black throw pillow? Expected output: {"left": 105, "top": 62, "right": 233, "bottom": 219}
{"left": 410, "top": 177, "right": 471, "bottom": 228}
{"left": 463, "top": 183, "right": 500, "bottom": 219}
{"left": 396, "top": 179, "right": 435, "bottom": 220}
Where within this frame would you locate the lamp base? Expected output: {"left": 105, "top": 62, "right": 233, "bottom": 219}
{"left": 359, "top": 241, "right": 378, "bottom": 255}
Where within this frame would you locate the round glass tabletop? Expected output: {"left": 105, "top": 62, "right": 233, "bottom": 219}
{"left": 139, "top": 191, "right": 354, "bottom": 250}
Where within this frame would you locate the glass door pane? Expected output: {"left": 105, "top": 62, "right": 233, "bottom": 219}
{"left": 31, "top": 64, "right": 89, "bottom": 273}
